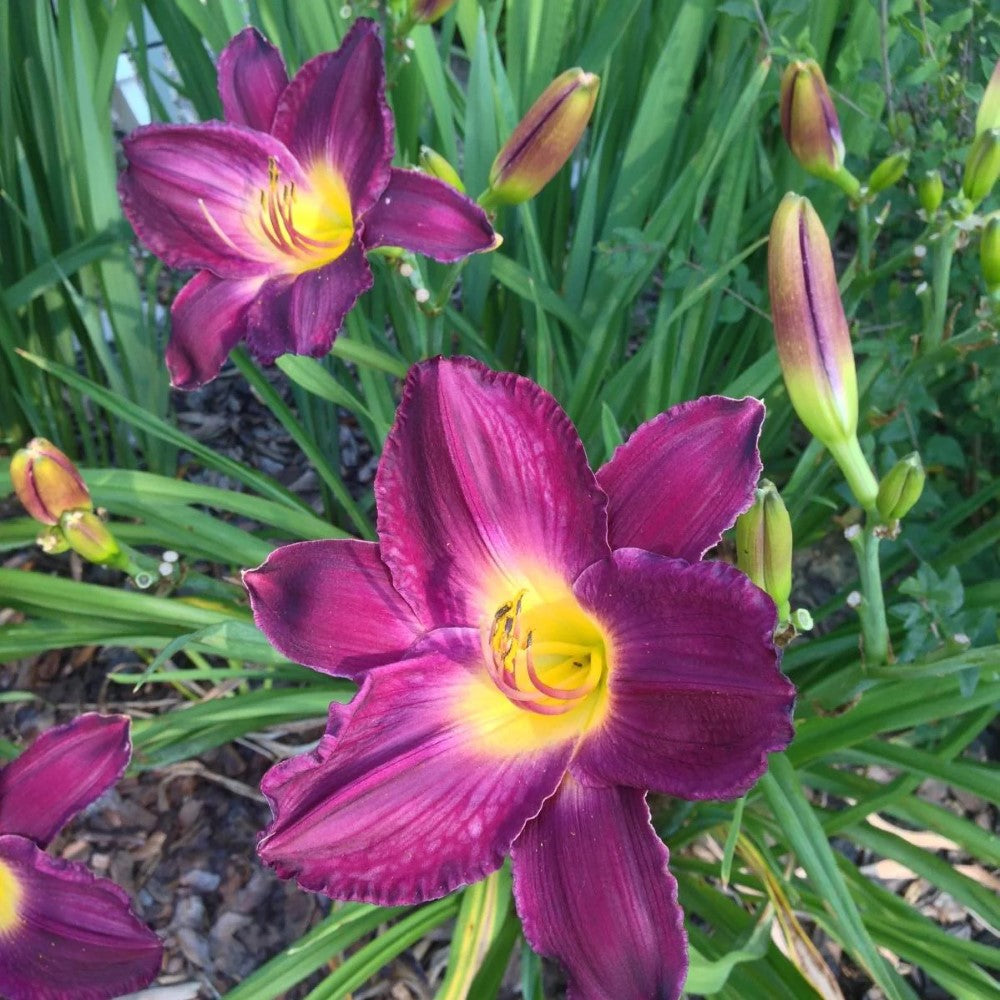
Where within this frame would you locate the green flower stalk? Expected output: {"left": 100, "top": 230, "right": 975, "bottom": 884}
{"left": 962, "top": 128, "right": 1000, "bottom": 207}
{"left": 779, "top": 60, "right": 859, "bottom": 198}
{"left": 735, "top": 480, "right": 793, "bottom": 623}
{"left": 59, "top": 510, "right": 127, "bottom": 569}
{"left": 485, "top": 68, "right": 600, "bottom": 207}
{"left": 408, "top": 0, "right": 457, "bottom": 24}
{"left": 917, "top": 169, "right": 944, "bottom": 214}
{"left": 867, "top": 150, "right": 909, "bottom": 195}
{"left": 419, "top": 145, "right": 465, "bottom": 192}
{"left": 10, "top": 437, "right": 92, "bottom": 525}
{"left": 876, "top": 452, "right": 925, "bottom": 525}
{"left": 980, "top": 214, "right": 1000, "bottom": 294}
{"left": 975, "top": 57, "right": 1000, "bottom": 136}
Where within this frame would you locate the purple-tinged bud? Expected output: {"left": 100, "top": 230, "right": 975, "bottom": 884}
{"left": 867, "top": 150, "right": 909, "bottom": 194}
{"left": 409, "top": 0, "right": 457, "bottom": 25}
{"left": 980, "top": 214, "right": 1000, "bottom": 294}
{"left": 779, "top": 60, "right": 849, "bottom": 185}
{"left": 876, "top": 452, "right": 925, "bottom": 524}
{"left": 975, "top": 57, "right": 1000, "bottom": 136}
{"left": 9, "top": 437, "right": 92, "bottom": 525}
{"left": 419, "top": 145, "right": 465, "bottom": 193}
{"left": 60, "top": 510, "right": 126, "bottom": 568}
{"left": 768, "top": 193, "right": 878, "bottom": 510}
{"left": 962, "top": 128, "right": 1000, "bottom": 206}
{"left": 735, "top": 479, "right": 793, "bottom": 622}
{"left": 917, "top": 169, "right": 944, "bottom": 214}
{"left": 487, "top": 68, "right": 600, "bottom": 206}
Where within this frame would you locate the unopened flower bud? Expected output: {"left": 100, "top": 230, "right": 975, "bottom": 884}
{"left": 962, "top": 128, "right": 1000, "bottom": 206}
{"left": 876, "top": 452, "right": 925, "bottom": 524}
{"left": 779, "top": 60, "right": 847, "bottom": 183}
{"left": 60, "top": 510, "right": 125, "bottom": 568}
{"left": 917, "top": 169, "right": 943, "bottom": 214}
{"left": 768, "top": 193, "right": 878, "bottom": 509}
{"left": 419, "top": 145, "right": 464, "bottom": 192}
{"left": 487, "top": 68, "right": 600, "bottom": 206}
{"left": 408, "top": 0, "right": 456, "bottom": 24}
{"left": 735, "top": 479, "right": 793, "bottom": 622}
{"left": 10, "top": 437, "right": 92, "bottom": 525}
{"left": 976, "top": 57, "right": 1000, "bottom": 136}
{"left": 867, "top": 150, "right": 909, "bottom": 194}
{"left": 980, "top": 214, "right": 1000, "bottom": 293}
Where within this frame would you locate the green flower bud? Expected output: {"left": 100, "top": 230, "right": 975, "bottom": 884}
{"left": 917, "top": 169, "right": 944, "bottom": 214}
{"left": 487, "top": 68, "right": 600, "bottom": 206}
{"left": 735, "top": 479, "right": 793, "bottom": 622}
{"left": 779, "top": 60, "right": 846, "bottom": 182}
{"left": 36, "top": 525, "right": 70, "bottom": 555}
{"left": 867, "top": 150, "right": 909, "bottom": 194}
{"left": 980, "top": 214, "right": 1000, "bottom": 294}
{"left": 408, "top": 0, "right": 456, "bottom": 24}
{"left": 962, "top": 128, "right": 1000, "bottom": 206}
{"left": 976, "top": 57, "right": 1000, "bottom": 136}
{"left": 60, "top": 510, "right": 125, "bottom": 568}
{"left": 876, "top": 452, "right": 925, "bottom": 523}
{"left": 419, "top": 145, "right": 465, "bottom": 193}
{"left": 9, "top": 437, "right": 92, "bottom": 525}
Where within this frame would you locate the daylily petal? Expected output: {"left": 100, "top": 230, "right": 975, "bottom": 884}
{"left": 361, "top": 168, "right": 497, "bottom": 261}
{"left": 243, "top": 239, "right": 372, "bottom": 364}
{"left": 511, "top": 778, "right": 687, "bottom": 1000}
{"left": 375, "top": 357, "right": 610, "bottom": 628}
{"left": 166, "top": 271, "right": 262, "bottom": 390}
{"left": 217, "top": 27, "right": 289, "bottom": 132}
{"left": 258, "top": 634, "right": 574, "bottom": 904}
{"left": 119, "top": 121, "right": 308, "bottom": 277}
{"left": 0, "top": 834, "right": 162, "bottom": 1000}
{"left": 0, "top": 714, "right": 130, "bottom": 848}
{"left": 597, "top": 395, "right": 764, "bottom": 561}
{"left": 272, "top": 18, "right": 393, "bottom": 219}
{"left": 244, "top": 539, "right": 422, "bottom": 679}
{"left": 571, "top": 550, "right": 794, "bottom": 799}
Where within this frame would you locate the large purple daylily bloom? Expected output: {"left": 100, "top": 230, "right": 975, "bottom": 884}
{"left": 0, "top": 714, "right": 162, "bottom": 1000}
{"left": 244, "top": 357, "right": 795, "bottom": 1000}
{"left": 118, "top": 20, "right": 498, "bottom": 389}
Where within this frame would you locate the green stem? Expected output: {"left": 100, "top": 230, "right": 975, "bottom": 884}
{"left": 847, "top": 524, "right": 890, "bottom": 667}
{"left": 827, "top": 435, "right": 879, "bottom": 514}
{"left": 855, "top": 199, "right": 872, "bottom": 277}
{"left": 430, "top": 259, "right": 469, "bottom": 314}
{"left": 923, "top": 226, "right": 958, "bottom": 353}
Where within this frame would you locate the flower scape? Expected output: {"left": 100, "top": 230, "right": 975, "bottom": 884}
{"left": 244, "top": 356, "right": 795, "bottom": 999}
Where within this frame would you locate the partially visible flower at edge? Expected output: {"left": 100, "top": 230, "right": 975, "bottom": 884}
{"left": 244, "top": 356, "right": 795, "bottom": 1000}
{"left": 118, "top": 20, "right": 498, "bottom": 389}
{"left": 0, "top": 714, "right": 162, "bottom": 1000}
{"left": 408, "top": 0, "right": 457, "bottom": 25}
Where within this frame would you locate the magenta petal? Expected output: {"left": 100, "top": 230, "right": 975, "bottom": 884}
{"left": 272, "top": 18, "right": 393, "bottom": 218}
{"left": 166, "top": 271, "right": 262, "bottom": 389}
{"left": 119, "top": 121, "right": 307, "bottom": 277}
{"left": 244, "top": 539, "right": 422, "bottom": 678}
{"left": 218, "top": 27, "right": 289, "bottom": 131}
{"left": 511, "top": 779, "right": 687, "bottom": 1000}
{"left": 361, "top": 169, "right": 497, "bottom": 261}
{"left": 243, "top": 240, "right": 372, "bottom": 364}
{"left": 0, "top": 834, "right": 162, "bottom": 1000}
{"left": 597, "top": 396, "right": 764, "bottom": 560}
{"left": 0, "top": 714, "right": 130, "bottom": 848}
{"left": 258, "top": 636, "right": 574, "bottom": 904}
{"left": 571, "top": 551, "right": 794, "bottom": 799}
{"left": 375, "top": 357, "right": 610, "bottom": 627}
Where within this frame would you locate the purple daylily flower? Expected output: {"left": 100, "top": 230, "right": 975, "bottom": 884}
{"left": 244, "top": 357, "right": 795, "bottom": 999}
{"left": 118, "top": 20, "right": 498, "bottom": 389}
{"left": 0, "top": 714, "right": 162, "bottom": 1000}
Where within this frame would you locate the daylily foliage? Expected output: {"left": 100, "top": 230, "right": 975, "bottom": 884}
{"left": 0, "top": 715, "right": 162, "bottom": 1000}
{"left": 245, "top": 357, "right": 795, "bottom": 1000}
{"left": 118, "top": 20, "right": 497, "bottom": 389}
